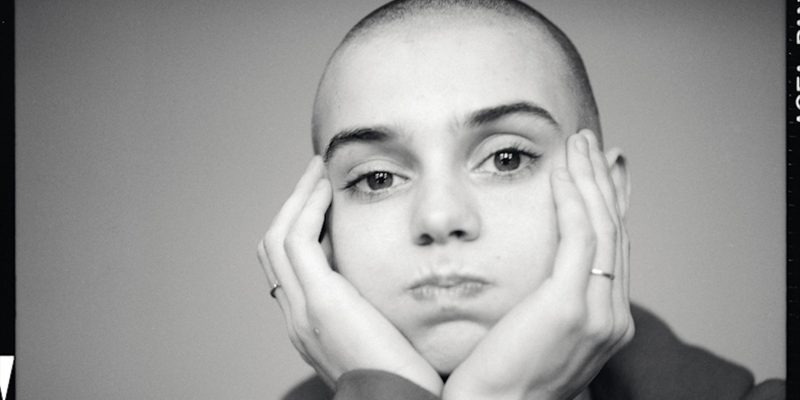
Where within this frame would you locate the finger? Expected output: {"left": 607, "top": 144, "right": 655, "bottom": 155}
{"left": 582, "top": 131, "right": 619, "bottom": 218}
{"left": 610, "top": 228, "right": 634, "bottom": 354}
{"left": 566, "top": 133, "right": 617, "bottom": 342}
{"left": 550, "top": 166, "right": 595, "bottom": 296}
{"left": 269, "top": 156, "right": 326, "bottom": 238}
{"left": 607, "top": 156, "right": 632, "bottom": 304}
{"left": 257, "top": 238, "right": 300, "bottom": 343}
{"left": 606, "top": 149, "right": 630, "bottom": 222}
{"left": 621, "top": 225, "right": 631, "bottom": 303}
{"left": 608, "top": 219, "right": 629, "bottom": 329}
{"left": 602, "top": 222, "right": 632, "bottom": 353}
{"left": 582, "top": 131, "right": 627, "bottom": 329}
{"left": 257, "top": 238, "right": 278, "bottom": 288}
{"left": 285, "top": 178, "right": 334, "bottom": 292}
{"left": 257, "top": 239, "right": 286, "bottom": 309}
{"left": 264, "top": 156, "right": 326, "bottom": 311}
{"left": 567, "top": 133, "right": 616, "bottom": 287}
{"left": 584, "top": 134, "right": 632, "bottom": 350}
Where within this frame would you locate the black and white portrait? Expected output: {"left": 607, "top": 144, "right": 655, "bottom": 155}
{"left": 16, "top": 1, "right": 784, "bottom": 399}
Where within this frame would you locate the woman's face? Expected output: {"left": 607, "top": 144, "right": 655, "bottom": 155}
{"left": 315, "top": 19, "right": 581, "bottom": 374}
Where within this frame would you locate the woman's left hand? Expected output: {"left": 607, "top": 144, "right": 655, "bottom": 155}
{"left": 442, "top": 130, "right": 633, "bottom": 400}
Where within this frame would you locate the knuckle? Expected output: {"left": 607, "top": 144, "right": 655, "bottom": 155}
{"left": 290, "top": 311, "right": 311, "bottom": 334}
{"left": 284, "top": 230, "right": 305, "bottom": 254}
{"left": 287, "top": 331, "right": 307, "bottom": 354}
{"left": 623, "top": 317, "right": 636, "bottom": 343}
{"left": 293, "top": 320, "right": 313, "bottom": 340}
{"left": 296, "top": 329, "right": 314, "bottom": 345}
{"left": 558, "top": 303, "right": 587, "bottom": 330}
{"left": 611, "top": 318, "right": 628, "bottom": 341}
{"left": 264, "top": 229, "right": 284, "bottom": 252}
{"left": 586, "top": 317, "right": 614, "bottom": 342}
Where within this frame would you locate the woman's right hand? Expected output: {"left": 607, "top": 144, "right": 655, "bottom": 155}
{"left": 257, "top": 156, "right": 443, "bottom": 395}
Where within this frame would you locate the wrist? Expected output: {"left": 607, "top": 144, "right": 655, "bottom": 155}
{"left": 335, "top": 369, "right": 441, "bottom": 400}
{"left": 442, "top": 379, "right": 563, "bottom": 400}
{"left": 442, "top": 380, "right": 521, "bottom": 400}
{"left": 393, "top": 364, "right": 443, "bottom": 396}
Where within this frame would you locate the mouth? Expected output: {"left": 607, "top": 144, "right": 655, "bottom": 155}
{"left": 407, "top": 274, "right": 490, "bottom": 301}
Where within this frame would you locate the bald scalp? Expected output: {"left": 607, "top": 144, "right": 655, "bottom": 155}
{"left": 312, "top": 0, "right": 601, "bottom": 153}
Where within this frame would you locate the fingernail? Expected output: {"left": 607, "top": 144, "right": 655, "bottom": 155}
{"left": 554, "top": 168, "right": 571, "bottom": 181}
{"left": 574, "top": 135, "right": 588, "bottom": 155}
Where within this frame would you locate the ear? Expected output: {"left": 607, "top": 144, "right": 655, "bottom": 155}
{"left": 604, "top": 148, "right": 630, "bottom": 219}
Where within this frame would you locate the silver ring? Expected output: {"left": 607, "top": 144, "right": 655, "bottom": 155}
{"left": 270, "top": 282, "right": 282, "bottom": 298}
{"left": 590, "top": 268, "right": 615, "bottom": 280}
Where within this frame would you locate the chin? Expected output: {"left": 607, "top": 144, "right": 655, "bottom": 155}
{"left": 412, "top": 320, "right": 489, "bottom": 375}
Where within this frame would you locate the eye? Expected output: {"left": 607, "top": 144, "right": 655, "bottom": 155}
{"left": 344, "top": 170, "right": 409, "bottom": 199}
{"left": 477, "top": 147, "right": 540, "bottom": 175}
{"left": 365, "top": 171, "right": 393, "bottom": 190}
{"left": 494, "top": 150, "right": 521, "bottom": 171}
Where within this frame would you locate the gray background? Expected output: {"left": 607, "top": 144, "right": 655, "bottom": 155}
{"left": 16, "top": 0, "right": 784, "bottom": 399}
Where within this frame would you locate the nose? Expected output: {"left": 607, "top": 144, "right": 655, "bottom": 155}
{"left": 411, "top": 174, "right": 481, "bottom": 246}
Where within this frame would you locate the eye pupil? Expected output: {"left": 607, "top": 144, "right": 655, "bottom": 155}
{"left": 494, "top": 151, "right": 520, "bottom": 171}
{"left": 366, "top": 171, "right": 393, "bottom": 190}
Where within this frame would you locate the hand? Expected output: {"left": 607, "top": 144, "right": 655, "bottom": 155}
{"left": 257, "top": 156, "right": 443, "bottom": 395}
{"left": 442, "top": 131, "right": 633, "bottom": 400}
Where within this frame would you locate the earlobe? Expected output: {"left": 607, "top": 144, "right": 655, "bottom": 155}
{"left": 605, "top": 148, "right": 630, "bottom": 219}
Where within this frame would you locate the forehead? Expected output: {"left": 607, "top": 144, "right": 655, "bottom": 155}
{"left": 315, "top": 16, "right": 576, "bottom": 147}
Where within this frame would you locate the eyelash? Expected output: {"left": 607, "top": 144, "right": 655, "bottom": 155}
{"left": 342, "top": 170, "right": 408, "bottom": 201}
{"left": 476, "top": 141, "right": 542, "bottom": 179}
{"left": 340, "top": 142, "right": 541, "bottom": 200}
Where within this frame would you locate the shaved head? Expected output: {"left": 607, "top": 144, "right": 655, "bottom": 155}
{"left": 310, "top": 1, "right": 620, "bottom": 375}
{"left": 312, "top": 0, "right": 601, "bottom": 153}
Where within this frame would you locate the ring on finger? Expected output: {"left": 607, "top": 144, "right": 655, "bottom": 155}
{"left": 269, "top": 282, "right": 282, "bottom": 298}
{"left": 590, "top": 268, "right": 615, "bottom": 280}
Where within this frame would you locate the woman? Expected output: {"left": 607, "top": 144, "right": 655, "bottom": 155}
{"left": 258, "top": 1, "right": 785, "bottom": 398}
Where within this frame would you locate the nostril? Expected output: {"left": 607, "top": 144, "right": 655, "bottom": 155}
{"left": 416, "top": 230, "right": 470, "bottom": 245}
{"left": 417, "top": 233, "right": 434, "bottom": 246}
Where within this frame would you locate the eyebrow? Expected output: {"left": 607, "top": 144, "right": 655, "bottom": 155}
{"left": 324, "top": 127, "right": 392, "bottom": 162}
{"left": 323, "top": 101, "right": 558, "bottom": 162}
{"left": 466, "top": 101, "right": 559, "bottom": 128}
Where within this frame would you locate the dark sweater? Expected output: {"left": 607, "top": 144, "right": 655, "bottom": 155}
{"left": 284, "top": 304, "right": 785, "bottom": 400}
